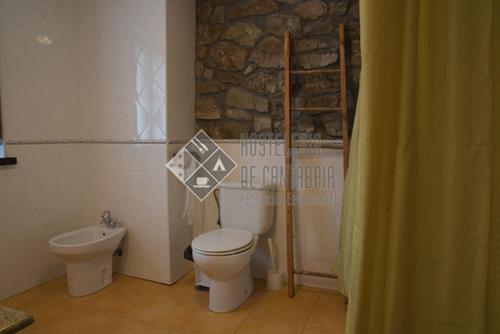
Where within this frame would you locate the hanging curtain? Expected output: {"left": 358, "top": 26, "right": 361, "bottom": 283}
{"left": 335, "top": 0, "right": 499, "bottom": 333}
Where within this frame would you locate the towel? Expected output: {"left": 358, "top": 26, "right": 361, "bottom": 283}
{"left": 182, "top": 188, "right": 219, "bottom": 237}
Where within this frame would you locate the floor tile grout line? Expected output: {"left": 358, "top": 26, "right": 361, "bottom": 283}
{"left": 232, "top": 302, "right": 261, "bottom": 333}
{"left": 232, "top": 287, "right": 271, "bottom": 334}
{"left": 97, "top": 314, "right": 124, "bottom": 333}
{"left": 32, "top": 275, "right": 162, "bottom": 317}
{"left": 4, "top": 274, "right": 344, "bottom": 333}
{"left": 300, "top": 292, "right": 321, "bottom": 334}
{"left": 2, "top": 274, "right": 68, "bottom": 304}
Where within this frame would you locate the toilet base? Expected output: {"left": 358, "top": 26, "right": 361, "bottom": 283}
{"left": 194, "top": 264, "right": 211, "bottom": 289}
{"left": 66, "top": 255, "right": 113, "bottom": 297}
{"left": 208, "top": 266, "right": 253, "bottom": 313}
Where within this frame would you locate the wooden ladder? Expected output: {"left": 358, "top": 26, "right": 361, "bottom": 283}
{"left": 284, "top": 24, "right": 350, "bottom": 297}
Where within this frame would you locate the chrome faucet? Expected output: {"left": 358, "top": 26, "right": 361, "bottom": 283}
{"left": 100, "top": 210, "right": 118, "bottom": 228}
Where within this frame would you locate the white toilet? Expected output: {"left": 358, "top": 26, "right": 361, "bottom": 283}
{"left": 192, "top": 183, "right": 274, "bottom": 313}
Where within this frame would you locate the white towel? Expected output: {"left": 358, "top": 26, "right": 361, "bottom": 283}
{"left": 182, "top": 188, "right": 219, "bottom": 237}
{"left": 182, "top": 189, "right": 196, "bottom": 226}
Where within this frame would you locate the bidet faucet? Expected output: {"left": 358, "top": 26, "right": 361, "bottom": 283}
{"left": 100, "top": 210, "right": 118, "bottom": 228}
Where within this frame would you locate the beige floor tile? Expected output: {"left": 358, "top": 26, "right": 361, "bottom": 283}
{"left": 33, "top": 276, "right": 67, "bottom": 296}
{"left": 0, "top": 290, "right": 44, "bottom": 309}
{"left": 168, "top": 315, "right": 248, "bottom": 334}
{"left": 302, "top": 293, "right": 347, "bottom": 334}
{"left": 1, "top": 273, "right": 346, "bottom": 334}
{"left": 168, "top": 271, "right": 196, "bottom": 291}
{"left": 125, "top": 279, "right": 256, "bottom": 334}
{"left": 71, "top": 287, "right": 156, "bottom": 313}
{"left": 19, "top": 296, "right": 78, "bottom": 322}
{"left": 235, "top": 318, "right": 305, "bottom": 334}
{"left": 111, "top": 274, "right": 166, "bottom": 295}
{"left": 317, "top": 292, "right": 348, "bottom": 305}
{"left": 64, "top": 275, "right": 163, "bottom": 313}
{"left": 247, "top": 288, "right": 320, "bottom": 326}
{"left": 123, "top": 292, "right": 202, "bottom": 331}
{"left": 185, "top": 303, "right": 255, "bottom": 334}
{"left": 98, "top": 318, "right": 170, "bottom": 334}
{"left": 20, "top": 296, "right": 118, "bottom": 334}
{"left": 32, "top": 310, "right": 115, "bottom": 334}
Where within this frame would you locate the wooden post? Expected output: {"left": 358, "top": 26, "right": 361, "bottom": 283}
{"left": 284, "top": 31, "right": 295, "bottom": 298}
{"left": 339, "top": 24, "right": 350, "bottom": 177}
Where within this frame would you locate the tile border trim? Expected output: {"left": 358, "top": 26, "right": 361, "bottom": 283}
{"left": 5, "top": 139, "right": 166, "bottom": 145}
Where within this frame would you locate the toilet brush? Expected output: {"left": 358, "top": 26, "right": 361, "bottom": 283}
{"left": 268, "top": 238, "right": 277, "bottom": 272}
{"left": 267, "top": 238, "right": 284, "bottom": 291}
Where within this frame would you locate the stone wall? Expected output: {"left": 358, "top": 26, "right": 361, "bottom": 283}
{"left": 195, "top": 0, "right": 360, "bottom": 139}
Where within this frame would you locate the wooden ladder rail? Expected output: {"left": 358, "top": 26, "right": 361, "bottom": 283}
{"left": 339, "top": 24, "right": 350, "bottom": 175}
{"left": 284, "top": 31, "right": 294, "bottom": 298}
{"left": 284, "top": 24, "right": 349, "bottom": 298}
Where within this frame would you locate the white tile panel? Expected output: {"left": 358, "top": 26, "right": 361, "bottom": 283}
{"left": 6, "top": 174, "right": 36, "bottom": 205}
{"left": 0, "top": 0, "right": 174, "bottom": 299}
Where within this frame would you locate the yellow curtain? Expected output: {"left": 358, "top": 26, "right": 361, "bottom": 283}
{"left": 335, "top": 0, "right": 500, "bottom": 333}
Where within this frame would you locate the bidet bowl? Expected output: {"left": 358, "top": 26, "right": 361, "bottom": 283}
{"left": 50, "top": 225, "right": 125, "bottom": 261}
{"left": 49, "top": 225, "right": 125, "bottom": 296}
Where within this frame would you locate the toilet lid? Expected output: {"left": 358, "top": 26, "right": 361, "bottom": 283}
{"left": 192, "top": 229, "right": 254, "bottom": 254}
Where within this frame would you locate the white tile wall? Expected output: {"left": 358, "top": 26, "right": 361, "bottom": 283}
{"left": 0, "top": 0, "right": 80, "bottom": 141}
{"left": 165, "top": 143, "right": 194, "bottom": 283}
{"left": 80, "top": 144, "right": 169, "bottom": 283}
{"left": 0, "top": 143, "right": 170, "bottom": 299}
{"left": 0, "top": 0, "right": 171, "bottom": 299}
{"left": 0, "top": 144, "right": 84, "bottom": 299}
{"left": 76, "top": 0, "right": 166, "bottom": 142}
{"left": 165, "top": 0, "right": 195, "bottom": 141}
{"left": 0, "top": 0, "right": 166, "bottom": 142}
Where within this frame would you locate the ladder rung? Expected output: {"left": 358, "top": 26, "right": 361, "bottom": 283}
{"left": 292, "top": 143, "right": 344, "bottom": 149}
{"left": 290, "top": 69, "right": 339, "bottom": 74}
{"left": 291, "top": 107, "right": 341, "bottom": 112}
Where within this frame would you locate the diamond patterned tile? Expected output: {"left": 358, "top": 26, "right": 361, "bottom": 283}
{"left": 0, "top": 0, "right": 166, "bottom": 142}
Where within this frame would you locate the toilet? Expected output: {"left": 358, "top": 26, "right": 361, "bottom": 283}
{"left": 192, "top": 183, "right": 274, "bottom": 313}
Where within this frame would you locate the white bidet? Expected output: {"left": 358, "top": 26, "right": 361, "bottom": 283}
{"left": 49, "top": 225, "right": 125, "bottom": 296}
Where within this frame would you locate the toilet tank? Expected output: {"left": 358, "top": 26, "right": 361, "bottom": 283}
{"left": 219, "top": 183, "right": 275, "bottom": 235}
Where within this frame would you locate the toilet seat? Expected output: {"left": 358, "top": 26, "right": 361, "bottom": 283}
{"left": 194, "top": 242, "right": 254, "bottom": 256}
{"left": 192, "top": 229, "right": 254, "bottom": 256}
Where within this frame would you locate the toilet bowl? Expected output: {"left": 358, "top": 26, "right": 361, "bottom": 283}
{"left": 193, "top": 229, "right": 258, "bottom": 312}
{"left": 192, "top": 183, "right": 274, "bottom": 313}
{"left": 49, "top": 225, "right": 125, "bottom": 296}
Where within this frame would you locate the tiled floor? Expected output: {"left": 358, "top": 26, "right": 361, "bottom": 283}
{"left": 0, "top": 272, "right": 346, "bottom": 334}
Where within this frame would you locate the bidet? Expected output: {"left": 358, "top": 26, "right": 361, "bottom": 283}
{"left": 49, "top": 223, "right": 125, "bottom": 296}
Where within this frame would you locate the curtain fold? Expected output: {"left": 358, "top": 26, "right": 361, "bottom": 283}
{"left": 335, "top": 0, "right": 499, "bottom": 333}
